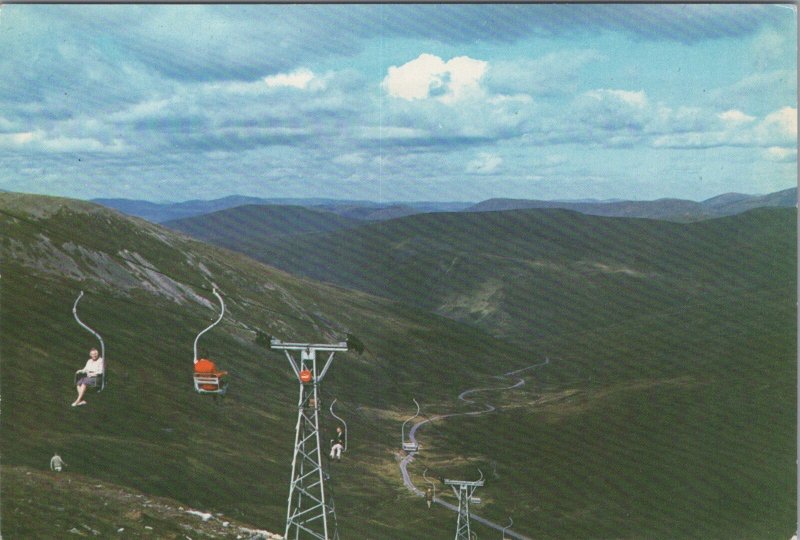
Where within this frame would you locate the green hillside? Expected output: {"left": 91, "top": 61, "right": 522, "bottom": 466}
{"left": 165, "top": 205, "right": 796, "bottom": 350}
{"left": 0, "top": 193, "right": 526, "bottom": 539}
{"left": 1, "top": 193, "right": 795, "bottom": 539}
{"left": 165, "top": 204, "right": 362, "bottom": 246}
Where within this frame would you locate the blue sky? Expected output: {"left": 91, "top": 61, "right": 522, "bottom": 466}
{"left": 0, "top": 4, "right": 796, "bottom": 203}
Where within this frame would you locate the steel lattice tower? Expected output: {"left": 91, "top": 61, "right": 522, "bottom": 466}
{"left": 270, "top": 339, "right": 348, "bottom": 540}
{"left": 445, "top": 475, "right": 484, "bottom": 540}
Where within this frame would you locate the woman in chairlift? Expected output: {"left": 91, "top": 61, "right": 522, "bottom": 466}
{"left": 72, "top": 347, "right": 104, "bottom": 407}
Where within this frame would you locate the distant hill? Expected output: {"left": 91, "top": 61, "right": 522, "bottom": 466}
{"left": 314, "top": 203, "right": 421, "bottom": 221}
{"left": 92, "top": 195, "right": 273, "bottom": 223}
{"left": 95, "top": 188, "right": 795, "bottom": 225}
{"left": 94, "top": 196, "right": 471, "bottom": 223}
{"left": 178, "top": 205, "right": 796, "bottom": 349}
{"left": 165, "top": 204, "right": 363, "bottom": 247}
{"left": 701, "top": 187, "right": 797, "bottom": 215}
{"left": 2, "top": 192, "right": 795, "bottom": 538}
{"left": 466, "top": 187, "right": 796, "bottom": 221}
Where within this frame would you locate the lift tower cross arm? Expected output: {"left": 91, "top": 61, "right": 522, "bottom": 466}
{"left": 444, "top": 471, "right": 485, "bottom": 540}
{"left": 269, "top": 338, "right": 349, "bottom": 540}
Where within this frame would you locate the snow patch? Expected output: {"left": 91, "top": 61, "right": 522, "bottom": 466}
{"left": 186, "top": 509, "right": 213, "bottom": 521}
{"left": 237, "top": 527, "right": 282, "bottom": 539}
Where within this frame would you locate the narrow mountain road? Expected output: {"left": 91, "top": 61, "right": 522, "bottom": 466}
{"left": 398, "top": 358, "right": 550, "bottom": 540}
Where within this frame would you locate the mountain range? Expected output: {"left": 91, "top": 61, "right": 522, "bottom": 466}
{"left": 465, "top": 187, "right": 797, "bottom": 221}
{"left": 94, "top": 187, "right": 795, "bottom": 224}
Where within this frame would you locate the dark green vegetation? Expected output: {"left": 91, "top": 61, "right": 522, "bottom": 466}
{"left": 167, "top": 203, "right": 797, "bottom": 350}
{"left": 2, "top": 192, "right": 796, "bottom": 539}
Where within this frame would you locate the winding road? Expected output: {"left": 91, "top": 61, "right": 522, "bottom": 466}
{"left": 398, "top": 358, "right": 550, "bottom": 540}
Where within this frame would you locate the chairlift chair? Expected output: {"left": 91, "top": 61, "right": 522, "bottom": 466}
{"left": 423, "top": 468, "right": 436, "bottom": 500}
{"left": 330, "top": 399, "right": 348, "bottom": 452}
{"left": 502, "top": 517, "right": 513, "bottom": 540}
{"left": 401, "top": 398, "right": 421, "bottom": 453}
{"left": 192, "top": 288, "right": 228, "bottom": 396}
{"left": 72, "top": 291, "right": 106, "bottom": 392}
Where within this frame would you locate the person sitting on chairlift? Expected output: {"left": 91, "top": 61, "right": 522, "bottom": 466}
{"left": 330, "top": 426, "right": 344, "bottom": 461}
{"left": 72, "top": 348, "right": 104, "bottom": 407}
{"left": 194, "top": 357, "right": 228, "bottom": 392}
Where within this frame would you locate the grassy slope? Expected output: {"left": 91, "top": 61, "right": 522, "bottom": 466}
{"left": 3, "top": 465, "right": 281, "bottom": 539}
{"left": 0, "top": 193, "right": 525, "bottom": 539}
{"left": 2, "top": 193, "right": 795, "bottom": 539}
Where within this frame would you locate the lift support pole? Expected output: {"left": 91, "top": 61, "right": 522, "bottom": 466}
{"left": 445, "top": 475, "right": 485, "bottom": 540}
{"left": 270, "top": 339, "right": 348, "bottom": 540}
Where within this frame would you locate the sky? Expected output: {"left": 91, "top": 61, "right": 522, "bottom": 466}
{"left": 0, "top": 4, "right": 796, "bottom": 203}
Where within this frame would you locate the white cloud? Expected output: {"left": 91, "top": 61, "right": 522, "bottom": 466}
{"left": 0, "top": 130, "right": 129, "bottom": 153}
{"left": 585, "top": 89, "right": 647, "bottom": 108}
{"left": 357, "top": 126, "right": 429, "bottom": 140}
{"left": 109, "top": 98, "right": 175, "bottom": 123}
{"left": 383, "top": 53, "right": 487, "bottom": 104}
{"left": 264, "top": 68, "right": 315, "bottom": 89}
{"left": 0, "top": 116, "right": 17, "bottom": 131}
{"left": 485, "top": 50, "right": 604, "bottom": 97}
{"left": 5, "top": 132, "right": 36, "bottom": 144}
{"left": 718, "top": 109, "right": 755, "bottom": 124}
{"left": 466, "top": 153, "right": 502, "bottom": 174}
{"left": 759, "top": 106, "right": 797, "bottom": 138}
{"left": 333, "top": 152, "right": 366, "bottom": 166}
{"left": 763, "top": 146, "right": 797, "bottom": 162}
{"left": 650, "top": 105, "right": 797, "bottom": 149}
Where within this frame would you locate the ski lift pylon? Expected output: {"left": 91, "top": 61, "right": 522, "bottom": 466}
{"left": 401, "top": 398, "right": 420, "bottom": 453}
{"left": 192, "top": 288, "right": 228, "bottom": 395}
{"left": 72, "top": 290, "right": 106, "bottom": 392}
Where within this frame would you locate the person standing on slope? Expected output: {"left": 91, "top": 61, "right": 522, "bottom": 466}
{"left": 50, "top": 452, "right": 67, "bottom": 472}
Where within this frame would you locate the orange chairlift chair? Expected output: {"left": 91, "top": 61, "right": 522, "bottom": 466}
{"left": 192, "top": 288, "right": 228, "bottom": 396}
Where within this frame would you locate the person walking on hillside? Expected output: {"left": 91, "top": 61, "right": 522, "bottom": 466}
{"left": 329, "top": 426, "right": 344, "bottom": 461}
{"left": 50, "top": 452, "right": 67, "bottom": 472}
{"left": 426, "top": 487, "right": 434, "bottom": 509}
{"left": 72, "top": 348, "right": 104, "bottom": 407}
